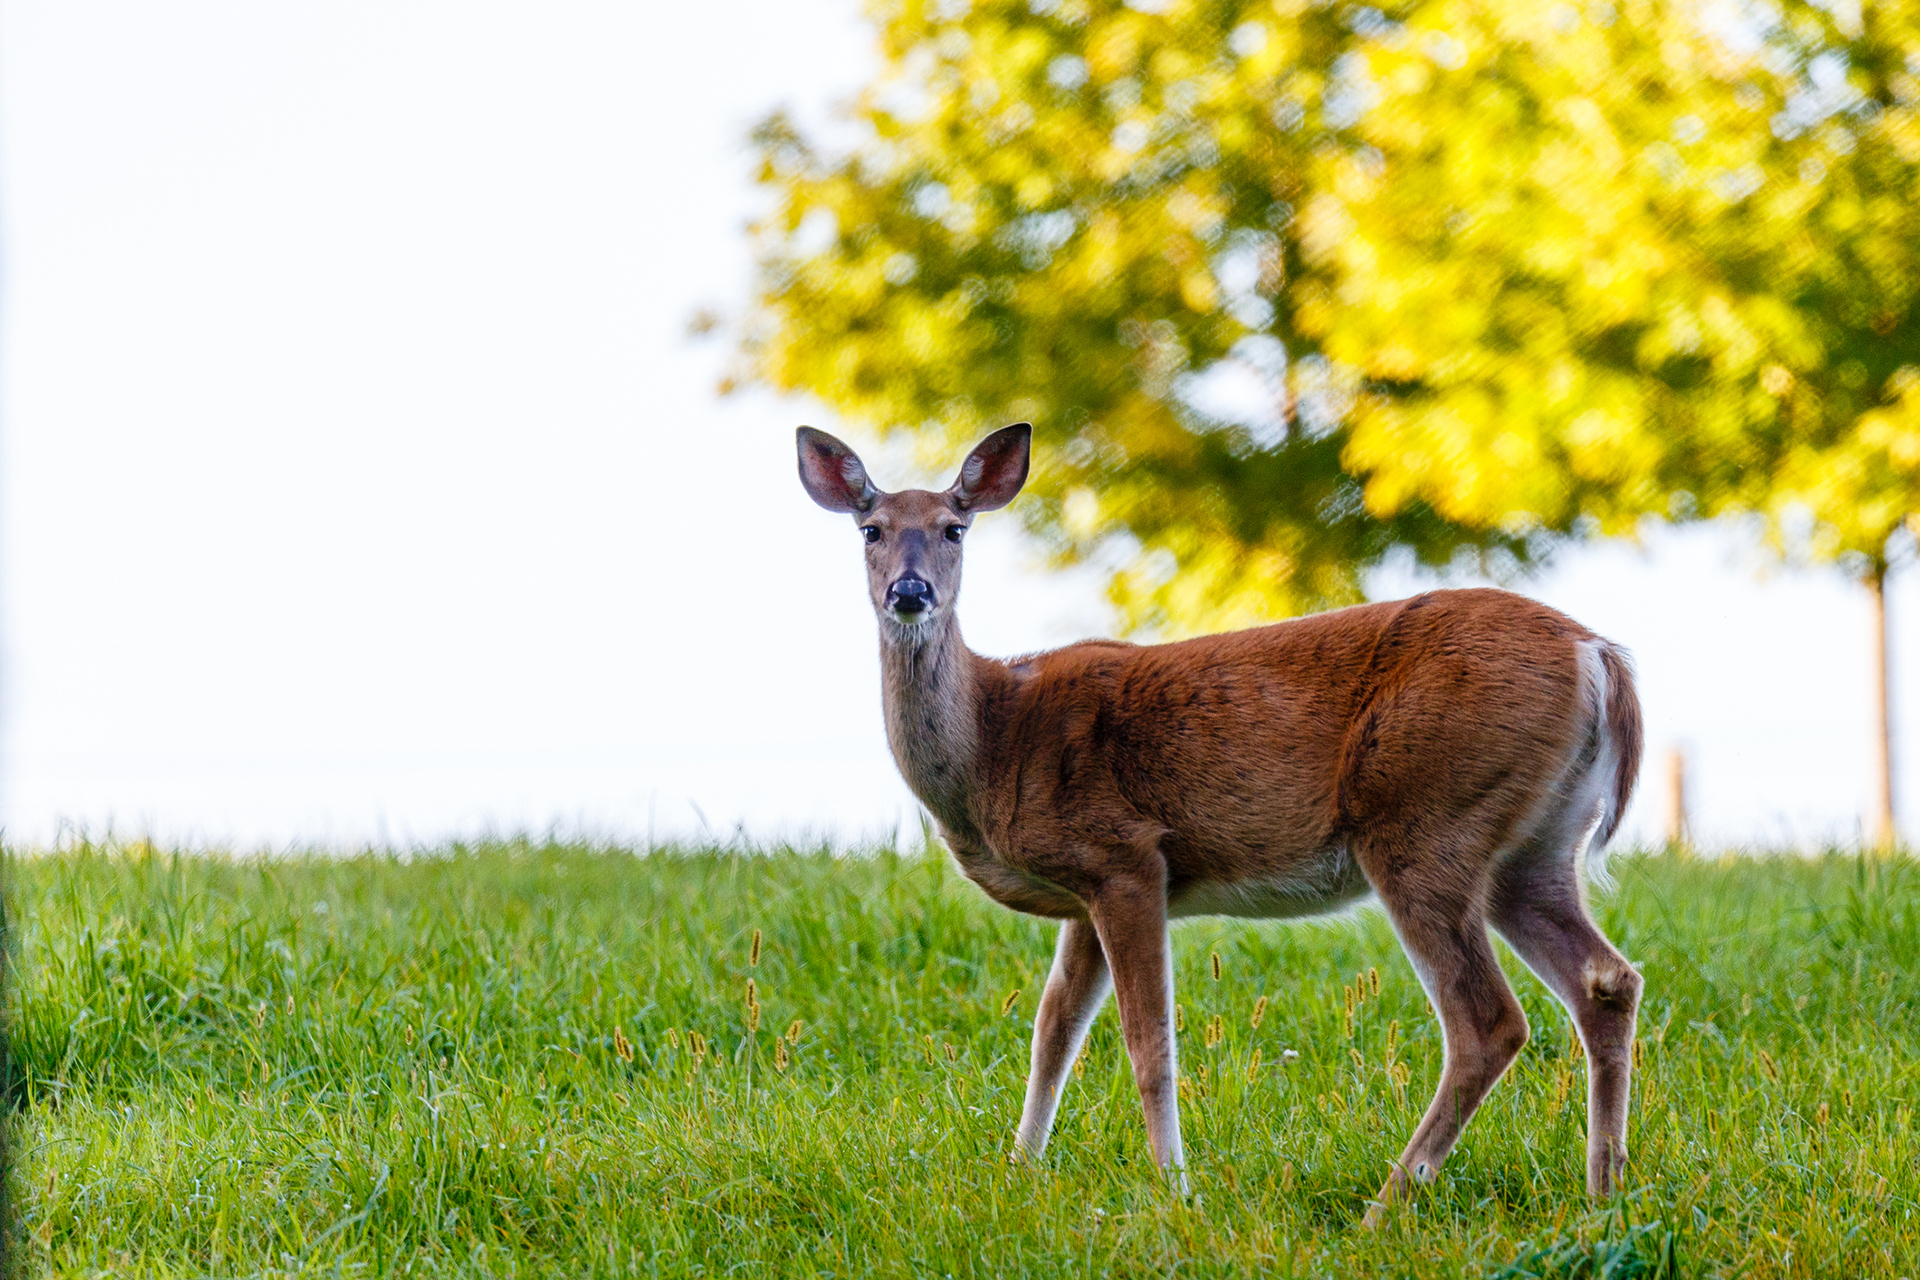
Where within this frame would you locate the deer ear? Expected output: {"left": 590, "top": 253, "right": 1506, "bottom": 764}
{"left": 796, "top": 427, "right": 878, "bottom": 514}
{"left": 949, "top": 423, "right": 1031, "bottom": 512}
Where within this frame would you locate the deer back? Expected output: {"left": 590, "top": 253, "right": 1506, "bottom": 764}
{"left": 957, "top": 589, "right": 1598, "bottom": 905}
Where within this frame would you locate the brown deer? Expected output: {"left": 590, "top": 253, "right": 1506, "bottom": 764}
{"left": 797, "top": 422, "right": 1645, "bottom": 1219}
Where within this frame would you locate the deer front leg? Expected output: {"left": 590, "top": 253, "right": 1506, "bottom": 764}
{"left": 1088, "top": 870, "right": 1186, "bottom": 1189}
{"left": 1013, "top": 917, "right": 1111, "bottom": 1160}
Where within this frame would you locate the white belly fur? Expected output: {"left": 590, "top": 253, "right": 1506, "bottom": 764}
{"left": 1168, "top": 845, "right": 1372, "bottom": 920}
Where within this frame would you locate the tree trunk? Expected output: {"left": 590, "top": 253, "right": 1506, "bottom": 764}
{"left": 1868, "top": 560, "right": 1897, "bottom": 852}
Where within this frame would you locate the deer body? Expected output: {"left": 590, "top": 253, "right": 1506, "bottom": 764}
{"left": 800, "top": 424, "right": 1646, "bottom": 1220}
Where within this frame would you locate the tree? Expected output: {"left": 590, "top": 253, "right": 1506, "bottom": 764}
{"left": 736, "top": 0, "right": 1917, "bottom": 845}
{"left": 1309, "top": 0, "right": 1920, "bottom": 846}
{"left": 736, "top": 0, "right": 1530, "bottom": 636}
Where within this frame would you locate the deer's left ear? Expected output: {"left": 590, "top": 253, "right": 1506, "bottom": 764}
{"left": 949, "top": 423, "right": 1031, "bottom": 512}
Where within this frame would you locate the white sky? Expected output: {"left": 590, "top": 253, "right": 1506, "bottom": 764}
{"left": 0, "top": 0, "right": 1912, "bottom": 852}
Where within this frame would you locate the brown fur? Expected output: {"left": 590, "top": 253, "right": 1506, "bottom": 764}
{"left": 797, "top": 424, "right": 1647, "bottom": 1216}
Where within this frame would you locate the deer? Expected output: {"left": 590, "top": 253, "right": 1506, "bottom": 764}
{"left": 796, "top": 421, "right": 1645, "bottom": 1221}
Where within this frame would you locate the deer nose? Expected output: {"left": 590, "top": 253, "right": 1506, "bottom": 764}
{"left": 887, "top": 576, "right": 935, "bottom": 615}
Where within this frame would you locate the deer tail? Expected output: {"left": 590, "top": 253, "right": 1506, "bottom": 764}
{"left": 1589, "top": 640, "right": 1644, "bottom": 866}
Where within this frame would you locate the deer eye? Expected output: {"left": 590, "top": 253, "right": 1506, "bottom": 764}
{"left": 861, "top": 526, "right": 881, "bottom": 544}
{"left": 944, "top": 524, "right": 966, "bottom": 543}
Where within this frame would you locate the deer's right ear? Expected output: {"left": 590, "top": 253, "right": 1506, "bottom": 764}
{"left": 796, "top": 427, "right": 879, "bottom": 514}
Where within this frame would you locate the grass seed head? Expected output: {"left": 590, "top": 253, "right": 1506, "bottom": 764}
{"left": 1075, "top": 1054, "right": 1087, "bottom": 1078}
{"left": 786, "top": 1018, "right": 803, "bottom": 1044}
{"left": 1384, "top": 1020, "right": 1399, "bottom": 1065}
{"left": 1759, "top": 1048, "right": 1779, "bottom": 1083}
{"left": 1000, "top": 987, "right": 1022, "bottom": 1017}
{"left": 1354, "top": 972, "right": 1367, "bottom": 1006}
{"left": 774, "top": 1038, "right": 789, "bottom": 1073}
{"left": 1368, "top": 966, "right": 1380, "bottom": 996}
{"left": 922, "top": 1034, "right": 936, "bottom": 1064}
{"left": 1211, "top": 951, "right": 1222, "bottom": 981}
{"left": 667, "top": 1027, "right": 680, "bottom": 1050}
{"left": 1175, "top": 1003, "right": 1185, "bottom": 1031}
{"left": 749, "top": 928, "right": 762, "bottom": 966}
{"left": 943, "top": 1041, "right": 956, "bottom": 1063}
{"left": 1250, "top": 995, "right": 1267, "bottom": 1029}
{"left": 614, "top": 1026, "right": 634, "bottom": 1063}
{"left": 1245, "top": 1048, "right": 1261, "bottom": 1082}
{"left": 1343, "top": 984, "right": 1355, "bottom": 1016}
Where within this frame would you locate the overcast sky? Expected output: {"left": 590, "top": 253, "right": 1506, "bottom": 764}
{"left": 1, "top": 0, "right": 1912, "bottom": 852}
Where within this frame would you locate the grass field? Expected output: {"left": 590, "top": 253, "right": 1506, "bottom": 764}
{"left": 5, "top": 840, "right": 1917, "bottom": 1278}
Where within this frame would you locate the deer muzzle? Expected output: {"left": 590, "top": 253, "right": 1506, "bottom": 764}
{"left": 886, "top": 575, "right": 936, "bottom": 622}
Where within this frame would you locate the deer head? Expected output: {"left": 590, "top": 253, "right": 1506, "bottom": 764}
{"left": 797, "top": 424, "right": 1031, "bottom": 635}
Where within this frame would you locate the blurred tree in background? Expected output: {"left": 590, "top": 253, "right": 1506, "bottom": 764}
{"left": 736, "top": 0, "right": 1918, "bottom": 845}
{"left": 736, "top": 0, "right": 1528, "bottom": 635}
{"left": 1317, "top": 0, "right": 1920, "bottom": 846}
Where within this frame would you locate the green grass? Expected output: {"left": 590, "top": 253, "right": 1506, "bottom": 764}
{"left": 6, "top": 840, "right": 1917, "bottom": 1277}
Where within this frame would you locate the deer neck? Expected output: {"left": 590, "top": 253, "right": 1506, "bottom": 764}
{"left": 879, "top": 611, "right": 988, "bottom": 839}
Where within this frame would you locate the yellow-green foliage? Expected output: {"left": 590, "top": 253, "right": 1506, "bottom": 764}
{"left": 9, "top": 841, "right": 1919, "bottom": 1276}
{"left": 741, "top": 0, "right": 1489, "bottom": 636}
{"left": 1322, "top": 0, "right": 1920, "bottom": 573}
{"left": 741, "top": 0, "right": 1920, "bottom": 636}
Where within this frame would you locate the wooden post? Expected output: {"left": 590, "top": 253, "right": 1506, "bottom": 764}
{"left": 1664, "top": 746, "right": 1690, "bottom": 852}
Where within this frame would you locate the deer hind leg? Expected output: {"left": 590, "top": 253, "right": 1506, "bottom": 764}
{"left": 1490, "top": 837, "right": 1642, "bottom": 1197}
{"left": 1014, "top": 916, "right": 1112, "bottom": 1160}
{"left": 1362, "top": 870, "right": 1530, "bottom": 1228}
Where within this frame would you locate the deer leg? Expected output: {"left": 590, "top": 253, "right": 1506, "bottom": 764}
{"left": 1362, "top": 881, "right": 1529, "bottom": 1227}
{"left": 1013, "top": 916, "right": 1112, "bottom": 1160}
{"left": 1087, "top": 872, "right": 1185, "bottom": 1189}
{"left": 1491, "top": 848, "right": 1642, "bottom": 1197}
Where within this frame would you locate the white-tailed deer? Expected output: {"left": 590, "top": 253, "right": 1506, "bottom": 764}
{"left": 797, "top": 423, "right": 1644, "bottom": 1218}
